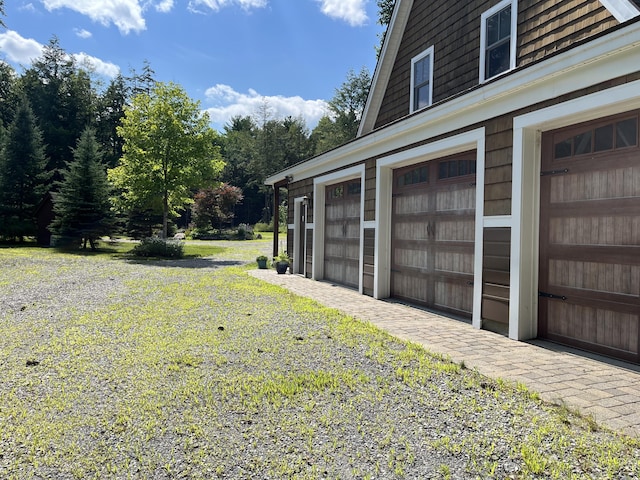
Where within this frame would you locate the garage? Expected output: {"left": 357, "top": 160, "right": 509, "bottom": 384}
{"left": 323, "top": 180, "right": 361, "bottom": 288}
{"left": 391, "top": 152, "right": 476, "bottom": 318}
{"left": 539, "top": 111, "right": 640, "bottom": 363}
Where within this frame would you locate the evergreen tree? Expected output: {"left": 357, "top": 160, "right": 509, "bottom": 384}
{"left": 96, "top": 74, "right": 128, "bottom": 169}
{"left": 50, "top": 128, "right": 113, "bottom": 249}
{"left": 0, "top": 61, "right": 18, "bottom": 129}
{"left": 19, "top": 37, "right": 95, "bottom": 186}
{"left": 0, "top": 97, "right": 48, "bottom": 241}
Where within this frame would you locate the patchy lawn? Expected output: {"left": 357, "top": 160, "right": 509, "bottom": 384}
{"left": 0, "top": 247, "right": 638, "bottom": 479}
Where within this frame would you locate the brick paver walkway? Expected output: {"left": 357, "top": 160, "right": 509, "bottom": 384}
{"left": 250, "top": 269, "right": 640, "bottom": 438}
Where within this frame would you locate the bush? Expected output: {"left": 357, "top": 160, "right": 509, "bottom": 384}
{"left": 253, "top": 222, "right": 271, "bottom": 232}
{"left": 132, "top": 237, "right": 184, "bottom": 258}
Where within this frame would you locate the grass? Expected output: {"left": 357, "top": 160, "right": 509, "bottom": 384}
{"left": 0, "top": 244, "right": 639, "bottom": 479}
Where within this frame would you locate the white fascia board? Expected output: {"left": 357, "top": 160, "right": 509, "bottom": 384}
{"left": 265, "top": 21, "right": 640, "bottom": 186}
{"left": 599, "top": 0, "right": 640, "bottom": 23}
{"left": 358, "top": 0, "right": 415, "bottom": 137}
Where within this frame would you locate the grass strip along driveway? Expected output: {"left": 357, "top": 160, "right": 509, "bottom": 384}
{"left": 0, "top": 245, "right": 639, "bottom": 479}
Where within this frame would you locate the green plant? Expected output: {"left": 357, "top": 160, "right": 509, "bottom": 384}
{"left": 276, "top": 251, "right": 290, "bottom": 263}
{"left": 132, "top": 237, "right": 184, "bottom": 258}
{"left": 256, "top": 255, "right": 268, "bottom": 262}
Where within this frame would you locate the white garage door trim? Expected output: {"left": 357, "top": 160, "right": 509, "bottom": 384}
{"left": 313, "top": 164, "right": 366, "bottom": 293}
{"left": 512, "top": 79, "right": 640, "bottom": 341}
{"left": 375, "top": 128, "right": 486, "bottom": 329}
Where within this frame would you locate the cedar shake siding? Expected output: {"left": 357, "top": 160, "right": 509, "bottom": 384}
{"left": 375, "top": 0, "right": 619, "bottom": 130}
{"left": 267, "top": 0, "right": 640, "bottom": 364}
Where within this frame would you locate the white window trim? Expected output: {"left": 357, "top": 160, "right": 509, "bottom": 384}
{"left": 480, "top": 0, "right": 518, "bottom": 83}
{"left": 410, "top": 46, "right": 434, "bottom": 114}
{"left": 599, "top": 0, "right": 640, "bottom": 23}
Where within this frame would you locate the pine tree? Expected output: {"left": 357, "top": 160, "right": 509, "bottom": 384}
{"left": 0, "top": 97, "right": 48, "bottom": 241}
{"left": 50, "top": 127, "right": 113, "bottom": 249}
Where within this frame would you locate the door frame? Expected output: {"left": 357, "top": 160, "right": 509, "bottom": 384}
{"left": 511, "top": 79, "right": 640, "bottom": 341}
{"left": 313, "top": 165, "right": 366, "bottom": 293}
{"left": 292, "top": 196, "right": 308, "bottom": 275}
{"left": 375, "top": 128, "right": 486, "bottom": 329}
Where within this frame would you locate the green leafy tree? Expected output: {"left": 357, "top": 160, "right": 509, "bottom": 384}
{"left": 310, "top": 67, "right": 371, "bottom": 154}
{"left": 0, "top": 97, "right": 48, "bottom": 241}
{"left": 0, "top": 0, "right": 5, "bottom": 27}
{"left": 376, "top": 0, "right": 395, "bottom": 54}
{"left": 49, "top": 128, "right": 113, "bottom": 249}
{"left": 192, "top": 183, "right": 244, "bottom": 232}
{"left": 110, "top": 81, "right": 224, "bottom": 238}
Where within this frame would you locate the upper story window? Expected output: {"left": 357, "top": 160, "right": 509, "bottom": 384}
{"left": 480, "top": 0, "right": 517, "bottom": 82}
{"left": 410, "top": 46, "right": 434, "bottom": 113}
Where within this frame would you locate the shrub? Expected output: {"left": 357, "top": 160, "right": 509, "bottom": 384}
{"left": 253, "top": 222, "right": 271, "bottom": 232}
{"left": 132, "top": 237, "right": 184, "bottom": 258}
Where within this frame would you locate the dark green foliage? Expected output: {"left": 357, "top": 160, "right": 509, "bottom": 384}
{"left": 377, "top": 0, "right": 395, "bottom": 27}
{"left": 310, "top": 67, "right": 371, "bottom": 155}
{"left": 0, "top": 97, "right": 48, "bottom": 241}
{"left": 95, "top": 74, "right": 128, "bottom": 169}
{"left": 376, "top": 0, "right": 395, "bottom": 55}
{"left": 0, "top": 61, "right": 18, "bottom": 128}
{"left": 18, "top": 37, "right": 96, "bottom": 187}
{"left": 220, "top": 114, "right": 313, "bottom": 225}
{"left": 132, "top": 237, "right": 184, "bottom": 258}
{"left": 49, "top": 128, "right": 113, "bottom": 250}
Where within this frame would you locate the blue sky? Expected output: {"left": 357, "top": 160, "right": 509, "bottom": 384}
{"left": 0, "top": 0, "right": 383, "bottom": 131}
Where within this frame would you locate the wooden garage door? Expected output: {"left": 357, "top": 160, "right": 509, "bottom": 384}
{"left": 324, "top": 180, "right": 361, "bottom": 288}
{"left": 391, "top": 152, "right": 476, "bottom": 318}
{"left": 539, "top": 111, "right": 640, "bottom": 363}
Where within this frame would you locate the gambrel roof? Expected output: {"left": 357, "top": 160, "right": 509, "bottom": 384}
{"left": 358, "top": 0, "right": 640, "bottom": 137}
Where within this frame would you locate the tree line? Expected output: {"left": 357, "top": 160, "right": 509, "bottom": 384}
{"left": 0, "top": 1, "right": 393, "bottom": 247}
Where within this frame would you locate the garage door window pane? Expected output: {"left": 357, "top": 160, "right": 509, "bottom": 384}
{"left": 554, "top": 139, "right": 572, "bottom": 159}
{"left": 616, "top": 118, "right": 637, "bottom": 148}
{"left": 594, "top": 125, "right": 613, "bottom": 152}
{"left": 574, "top": 131, "right": 592, "bottom": 156}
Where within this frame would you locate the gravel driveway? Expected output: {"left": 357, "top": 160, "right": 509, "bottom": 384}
{"left": 0, "top": 246, "right": 638, "bottom": 479}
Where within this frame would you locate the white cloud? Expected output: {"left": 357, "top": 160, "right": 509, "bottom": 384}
{"left": 316, "top": 0, "right": 368, "bottom": 26}
{"left": 73, "top": 52, "right": 120, "bottom": 77}
{"left": 74, "top": 28, "right": 93, "bottom": 39}
{"left": 155, "top": 0, "right": 174, "bottom": 13}
{"left": 188, "top": 0, "right": 268, "bottom": 14}
{"left": 19, "top": 3, "right": 38, "bottom": 13}
{"left": 41, "top": 0, "right": 146, "bottom": 34}
{"left": 0, "top": 30, "right": 119, "bottom": 78}
{"left": 0, "top": 30, "right": 43, "bottom": 64}
{"left": 204, "top": 84, "right": 328, "bottom": 131}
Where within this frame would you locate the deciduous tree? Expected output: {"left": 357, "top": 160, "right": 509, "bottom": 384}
{"left": 109, "top": 82, "right": 224, "bottom": 238}
{"left": 192, "top": 183, "right": 243, "bottom": 232}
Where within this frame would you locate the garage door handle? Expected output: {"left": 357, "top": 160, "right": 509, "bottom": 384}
{"left": 539, "top": 291, "right": 567, "bottom": 301}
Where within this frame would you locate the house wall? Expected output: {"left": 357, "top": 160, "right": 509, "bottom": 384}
{"left": 374, "top": 0, "right": 618, "bottom": 130}
{"left": 274, "top": 0, "right": 640, "bottom": 363}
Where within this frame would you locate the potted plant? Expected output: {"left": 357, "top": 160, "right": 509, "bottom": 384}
{"left": 256, "top": 255, "right": 268, "bottom": 269}
{"left": 275, "top": 251, "right": 290, "bottom": 274}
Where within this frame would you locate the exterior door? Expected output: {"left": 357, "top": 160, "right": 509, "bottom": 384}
{"left": 539, "top": 111, "right": 640, "bottom": 363}
{"left": 391, "top": 152, "right": 476, "bottom": 318}
{"left": 324, "top": 180, "right": 361, "bottom": 288}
